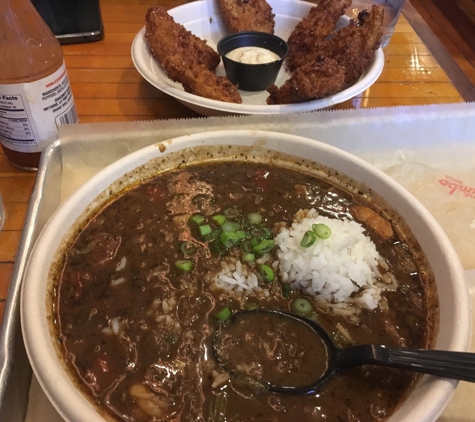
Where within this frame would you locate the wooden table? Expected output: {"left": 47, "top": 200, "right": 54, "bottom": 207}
{"left": 0, "top": 0, "right": 465, "bottom": 322}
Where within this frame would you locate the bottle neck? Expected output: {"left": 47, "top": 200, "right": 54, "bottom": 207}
{"left": 0, "top": 0, "right": 63, "bottom": 83}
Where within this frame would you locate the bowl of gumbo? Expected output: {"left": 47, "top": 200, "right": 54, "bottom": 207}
{"left": 21, "top": 130, "right": 470, "bottom": 422}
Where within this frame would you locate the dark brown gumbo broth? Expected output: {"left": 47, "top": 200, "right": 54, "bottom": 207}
{"left": 54, "top": 161, "right": 437, "bottom": 421}
{"left": 213, "top": 311, "right": 329, "bottom": 389}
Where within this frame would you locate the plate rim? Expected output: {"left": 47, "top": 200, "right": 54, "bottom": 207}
{"left": 131, "top": 0, "right": 385, "bottom": 115}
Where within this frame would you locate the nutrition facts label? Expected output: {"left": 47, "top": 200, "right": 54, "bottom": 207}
{"left": 0, "top": 94, "right": 35, "bottom": 145}
{"left": 0, "top": 62, "right": 77, "bottom": 153}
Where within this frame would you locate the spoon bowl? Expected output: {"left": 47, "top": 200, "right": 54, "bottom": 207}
{"left": 213, "top": 309, "right": 475, "bottom": 395}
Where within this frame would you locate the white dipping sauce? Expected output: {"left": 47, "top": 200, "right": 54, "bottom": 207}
{"left": 226, "top": 46, "right": 280, "bottom": 64}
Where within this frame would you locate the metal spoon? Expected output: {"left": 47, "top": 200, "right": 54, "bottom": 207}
{"left": 212, "top": 309, "right": 475, "bottom": 395}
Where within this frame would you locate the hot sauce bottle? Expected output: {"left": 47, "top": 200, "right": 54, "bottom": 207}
{"left": 0, "top": 0, "right": 78, "bottom": 170}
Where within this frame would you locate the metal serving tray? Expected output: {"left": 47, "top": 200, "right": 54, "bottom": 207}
{"left": 0, "top": 140, "right": 62, "bottom": 421}
{"left": 1, "top": 104, "right": 474, "bottom": 420}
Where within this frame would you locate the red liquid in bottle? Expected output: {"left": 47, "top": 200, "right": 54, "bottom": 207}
{"left": 0, "top": 0, "right": 78, "bottom": 170}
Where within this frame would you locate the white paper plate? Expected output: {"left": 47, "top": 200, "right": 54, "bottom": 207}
{"left": 131, "top": 0, "right": 385, "bottom": 116}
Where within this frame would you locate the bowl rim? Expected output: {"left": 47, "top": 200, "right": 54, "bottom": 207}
{"left": 21, "top": 130, "right": 471, "bottom": 421}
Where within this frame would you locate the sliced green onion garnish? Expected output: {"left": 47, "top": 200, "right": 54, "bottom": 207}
{"left": 199, "top": 224, "right": 212, "bottom": 237}
{"left": 211, "top": 214, "right": 227, "bottom": 226}
{"left": 215, "top": 307, "right": 232, "bottom": 321}
{"left": 250, "top": 226, "right": 271, "bottom": 239}
{"left": 180, "top": 242, "right": 197, "bottom": 257}
{"left": 243, "top": 302, "right": 258, "bottom": 310}
{"left": 292, "top": 298, "right": 312, "bottom": 314}
{"left": 300, "top": 230, "right": 317, "bottom": 247}
{"left": 252, "top": 239, "right": 275, "bottom": 255}
{"left": 241, "top": 240, "right": 252, "bottom": 253}
{"left": 251, "top": 227, "right": 266, "bottom": 237}
{"left": 210, "top": 240, "right": 226, "bottom": 255}
{"left": 247, "top": 212, "right": 263, "bottom": 225}
{"left": 261, "top": 227, "right": 272, "bottom": 239}
{"left": 223, "top": 207, "right": 241, "bottom": 220}
{"left": 242, "top": 253, "right": 255, "bottom": 262}
{"left": 189, "top": 214, "right": 204, "bottom": 225}
{"left": 281, "top": 284, "right": 292, "bottom": 298}
{"left": 174, "top": 260, "right": 194, "bottom": 272}
{"left": 250, "top": 236, "right": 259, "bottom": 247}
{"left": 258, "top": 264, "right": 274, "bottom": 282}
{"left": 220, "top": 231, "right": 240, "bottom": 248}
{"left": 235, "top": 230, "right": 248, "bottom": 241}
{"left": 222, "top": 221, "right": 241, "bottom": 232}
{"left": 204, "top": 229, "right": 222, "bottom": 242}
{"left": 313, "top": 223, "right": 331, "bottom": 239}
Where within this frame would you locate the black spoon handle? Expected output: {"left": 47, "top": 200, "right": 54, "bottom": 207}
{"left": 336, "top": 345, "right": 475, "bottom": 383}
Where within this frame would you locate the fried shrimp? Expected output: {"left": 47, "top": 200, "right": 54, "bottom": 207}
{"left": 286, "top": 0, "right": 352, "bottom": 71}
{"left": 145, "top": 6, "right": 242, "bottom": 104}
{"left": 145, "top": 6, "right": 220, "bottom": 71}
{"left": 218, "top": 0, "right": 275, "bottom": 33}
{"left": 266, "top": 57, "right": 346, "bottom": 104}
{"left": 318, "top": 5, "right": 384, "bottom": 83}
{"left": 163, "top": 56, "right": 242, "bottom": 104}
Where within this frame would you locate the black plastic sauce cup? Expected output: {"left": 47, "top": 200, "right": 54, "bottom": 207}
{"left": 217, "top": 31, "right": 289, "bottom": 92}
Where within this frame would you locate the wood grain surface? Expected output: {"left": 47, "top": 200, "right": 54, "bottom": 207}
{"left": 0, "top": 0, "right": 465, "bottom": 322}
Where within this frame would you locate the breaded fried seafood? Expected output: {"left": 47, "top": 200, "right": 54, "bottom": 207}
{"left": 218, "top": 0, "right": 275, "bottom": 33}
{"left": 271, "top": 3, "right": 383, "bottom": 104}
{"left": 145, "top": 6, "right": 219, "bottom": 71}
{"left": 163, "top": 56, "right": 242, "bottom": 104}
{"left": 318, "top": 5, "right": 383, "bottom": 84}
{"left": 266, "top": 57, "right": 346, "bottom": 104}
{"left": 145, "top": 6, "right": 241, "bottom": 103}
{"left": 286, "top": 0, "right": 351, "bottom": 71}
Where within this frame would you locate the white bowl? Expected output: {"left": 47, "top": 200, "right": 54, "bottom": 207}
{"left": 21, "top": 130, "right": 470, "bottom": 421}
{"left": 131, "top": 0, "right": 384, "bottom": 116}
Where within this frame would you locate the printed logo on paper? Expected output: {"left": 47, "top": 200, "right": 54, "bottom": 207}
{"left": 438, "top": 175, "right": 475, "bottom": 199}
